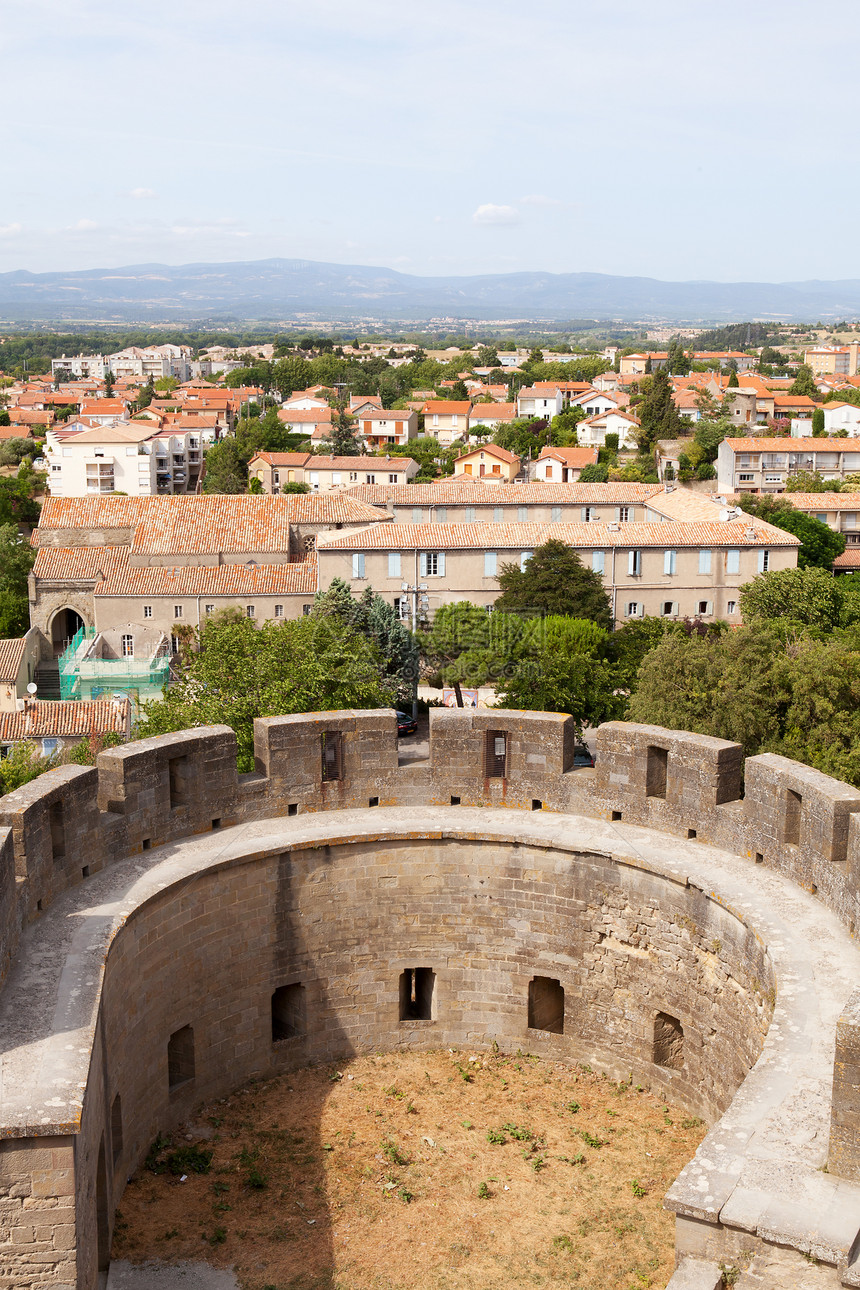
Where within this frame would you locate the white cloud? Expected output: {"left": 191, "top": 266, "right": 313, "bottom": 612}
{"left": 130, "top": 186, "right": 156, "bottom": 199}
{"left": 0, "top": 222, "right": 22, "bottom": 237}
{"left": 520, "top": 194, "right": 561, "bottom": 207}
{"left": 472, "top": 203, "right": 521, "bottom": 227}
{"left": 72, "top": 218, "right": 98, "bottom": 231}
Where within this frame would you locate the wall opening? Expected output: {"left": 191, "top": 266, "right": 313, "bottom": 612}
{"left": 784, "top": 789, "right": 802, "bottom": 845}
{"left": 321, "top": 731, "right": 343, "bottom": 782}
{"left": 485, "top": 730, "right": 508, "bottom": 778}
{"left": 646, "top": 745, "right": 668, "bottom": 799}
{"left": 272, "top": 983, "right": 306, "bottom": 1041}
{"left": 111, "top": 1093, "right": 123, "bottom": 1167}
{"left": 49, "top": 800, "right": 65, "bottom": 862}
{"left": 528, "top": 976, "right": 565, "bottom": 1034}
{"left": 399, "top": 968, "right": 435, "bottom": 1021}
{"left": 167, "top": 1024, "right": 195, "bottom": 1092}
{"left": 96, "top": 1136, "right": 110, "bottom": 1272}
{"left": 168, "top": 755, "right": 188, "bottom": 810}
{"left": 653, "top": 1011, "right": 684, "bottom": 1070}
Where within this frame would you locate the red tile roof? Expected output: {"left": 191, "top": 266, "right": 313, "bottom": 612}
{"left": 0, "top": 638, "right": 26, "bottom": 682}
{"left": 422, "top": 401, "right": 472, "bottom": 415}
{"left": 94, "top": 559, "right": 318, "bottom": 598}
{"left": 537, "top": 447, "right": 600, "bottom": 467}
{"left": 0, "top": 699, "right": 130, "bottom": 743}
{"left": 344, "top": 481, "right": 664, "bottom": 506}
{"left": 277, "top": 407, "right": 334, "bottom": 424}
{"left": 455, "top": 443, "right": 519, "bottom": 465}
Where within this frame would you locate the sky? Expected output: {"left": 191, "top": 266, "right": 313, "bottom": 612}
{"left": 2, "top": 0, "right": 858, "bottom": 284}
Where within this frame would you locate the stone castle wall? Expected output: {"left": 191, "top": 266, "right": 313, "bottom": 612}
{"left": 2, "top": 710, "right": 860, "bottom": 1288}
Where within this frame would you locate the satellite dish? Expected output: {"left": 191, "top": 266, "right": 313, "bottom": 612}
{"left": 27, "top": 682, "right": 37, "bottom": 695}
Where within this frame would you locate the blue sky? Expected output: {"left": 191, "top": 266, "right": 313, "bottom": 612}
{"left": 2, "top": 0, "right": 857, "bottom": 282}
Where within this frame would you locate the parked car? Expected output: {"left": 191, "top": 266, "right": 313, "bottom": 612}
{"left": 396, "top": 711, "right": 418, "bottom": 737}
{"left": 573, "top": 743, "right": 594, "bottom": 767}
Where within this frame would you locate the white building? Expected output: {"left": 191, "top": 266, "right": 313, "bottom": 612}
{"left": 45, "top": 420, "right": 216, "bottom": 497}
{"left": 51, "top": 344, "right": 192, "bottom": 383}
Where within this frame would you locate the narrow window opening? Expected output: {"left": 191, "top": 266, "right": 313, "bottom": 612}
{"left": 646, "top": 745, "right": 668, "bottom": 799}
{"left": 272, "top": 983, "right": 306, "bottom": 1041}
{"left": 167, "top": 1024, "right": 195, "bottom": 1092}
{"left": 687, "top": 829, "right": 697, "bottom": 840}
{"left": 653, "top": 1011, "right": 684, "bottom": 1070}
{"left": 288, "top": 803, "right": 298, "bottom": 816}
{"left": 450, "top": 795, "right": 461, "bottom": 805}
{"left": 142, "top": 837, "right": 151, "bottom": 851}
{"left": 211, "top": 818, "right": 221, "bottom": 831}
{"left": 369, "top": 796, "right": 379, "bottom": 808}
{"left": 784, "top": 789, "right": 802, "bottom": 845}
{"left": 531, "top": 799, "right": 542, "bottom": 811}
{"left": 399, "top": 968, "right": 435, "bottom": 1021}
{"left": 611, "top": 810, "right": 622, "bottom": 821}
{"left": 321, "top": 731, "right": 343, "bottom": 782}
{"left": 486, "top": 729, "right": 508, "bottom": 778}
{"left": 49, "top": 800, "right": 65, "bottom": 862}
{"left": 82, "top": 865, "right": 90, "bottom": 878}
{"left": 111, "top": 1093, "right": 123, "bottom": 1166}
{"left": 755, "top": 852, "right": 764, "bottom": 864}
{"left": 168, "top": 755, "right": 188, "bottom": 809}
{"left": 528, "top": 976, "right": 565, "bottom": 1034}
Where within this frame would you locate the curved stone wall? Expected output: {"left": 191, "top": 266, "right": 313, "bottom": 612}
{"left": 2, "top": 711, "right": 860, "bottom": 1288}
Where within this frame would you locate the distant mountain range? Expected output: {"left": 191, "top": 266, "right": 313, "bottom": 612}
{"left": 1, "top": 258, "right": 859, "bottom": 324}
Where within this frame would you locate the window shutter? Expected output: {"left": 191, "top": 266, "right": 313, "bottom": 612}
{"left": 757, "top": 550, "right": 765, "bottom": 573}
{"left": 419, "top": 552, "right": 428, "bottom": 577}
{"left": 581, "top": 507, "right": 588, "bottom": 522}
{"left": 727, "top": 548, "right": 740, "bottom": 574}
{"left": 698, "top": 549, "right": 712, "bottom": 575}
{"left": 388, "top": 552, "right": 401, "bottom": 578}
{"left": 437, "top": 553, "right": 446, "bottom": 577}
{"left": 592, "top": 550, "right": 605, "bottom": 574}
{"left": 628, "top": 550, "right": 636, "bottom": 575}
{"left": 352, "top": 553, "right": 365, "bottom": 579}
{"left": 664, "top": 549, "right": 676, "bottom": 575}
{"left": 484, "top": 551, "right": 497, "bottom": 577}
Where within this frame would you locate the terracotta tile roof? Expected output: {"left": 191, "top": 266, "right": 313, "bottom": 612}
{"left": 277, "top": 407, "right": 333, "bottom": 424}
{"left": 0, "top": 699, "right": 130, "bottom": 743}
{"left": 8, "top": 409, "right": 52, "bottom": 424}
{"left": 34, "top": 495, "right": 389, "bottom": 555}
{"left": 79, "top": 400, "right": 129, "bottom": 415}
{"left": 317, "top": 518, "right": 800, "bottom": 552}
{"left": 456, "top": 443, "right": 520, "bottom": 465}
{"left": 343, "top": 481, "right": 664, "bottom": 506}
{"left": 250, "top": 452, "right": 313, "bottom": 467}
{"left": 0, "top": 423, "right": 34, "bottom": 439}
{"left": 537, "top": 447, "right": 600, "bottom": 466}
{"left": 782, "top": 494, "right": 860, "bottom": 510}
{"left": 0, "top": 638, "right": 26, "bottom": 682}
{"left": 358, "top": 409, "right": 414, "bottom": 422}
{"left": 32, "top": 546, "right": 131, "bottom": 580}
{"left": 468, "top": 403, "right": 517, "bottom": 420}
{"left": 834, "top": 548, "right": 860, "bottom": 568}
{"left": 773, "top": 396, "right": 817, "bottom": 408}
{"left": 581, "top": 410, "right": 640, "bottom": 426}
{"left": 94, "top": 558, "right": 318, "bottom": 598}
{"left": 422, "top": 401, "right": 472, "bottom": 415}
{"left": 724, "top": 437, "right": 853, "bottom": 451}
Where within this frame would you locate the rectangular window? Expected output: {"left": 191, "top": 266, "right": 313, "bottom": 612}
{"left": 625, "top": 602, "right": 641, "bottom": 618}
{"left": 581, "top": 506, "right": 596, "bottom": 522}
{"left": 528, "top": 976, "right": 564, "bottom": 1034}
{"left": 174, "top": 605, "right": 183, "bottom": 619}
{"left": 518, "top": 506, "right": 528, "bottom": 522}
{"left": 399, "top": 968, "right": 435, "bottom": 1022}
{"left": 727, "top": 599, "right": 737, "bottom": 614}
{"left": 246, "top": 605, "right": 255, "bottom": 618}
{"left": 758, "top": 550, "right": 770, "bottom": 573}
{"left": 592, "top": 550, "right": 605, "bottom": 574}
{"left": 167, "top": 1025, "right": 195, "bottom": 1092}
{"left": 321, "top": 731, "right": 343, "bottom": 782}
{"left": 628, "top": 550, "right": 642, "bottom": 576}
{"left": 412, "top": 507, "right": 423, "bottom": 523}
{"left": 388, "top": 552, "right": 401, "bottom": 578}
{"left": 738, "top": 472, "right": 755, "bottom": 482}
{"left": 332, "top": 472, "right": 341, "bottom": 485}
{"left": 486, "top": 729, "right": 508, "bottom": 778}
{"left": 484, "top": 551, "right": 497, "bottom": 577}
{"left": 419, "top": 552, "right": 445, "bottom": 576}
{"left": 520, "top": 550, "right": 533, "bottom": 570}
{"left": 465, "top": 506, "right": 476, "bottom": 522}
{"left": 271, "top": 983, "right": 306, "bottom": 1041}
{"left": 389, "top": 474, "right": 398, "bottom": 484}
{"left": 646, "top": 745, "right": 668, "bottom": 798}
{"left": 664, "top": 549, "right": 677, "bottom": 576}
{"left": 435, "top": 506, "right": 447, "bottom": 523}
{"left": 274, "top": 604, "right": 283, "bottom": 617}
{"left": 727, "top": 548, "right": 740, "bottom": 574}
{"left": 698, "top": 549, "right": 712, "bottom": 575}
{"left": 697, "top": 600, "right": 713, "bottom": 615}
{"left": 352, "top": 553, "right": 366, "bottom": 579}
{"left": 551, "top": 506, "right": 562, "bottom": 522}
{"left": 143, "top": 605, "right": 152, "bottom": 619}
{"left": 171, "top": 634, "right": 180, "bottom": 654}
{"left": 493, "top": 506, "right": 503, "bottom": 522}
{"left": 121, "top": 634, "right": 134, "bottom": 658}
{"left": 204, "top": 604, "right": 214, "bottom": 615}
{"left": 618, "top": 506, "right": 631, "bottom": 522}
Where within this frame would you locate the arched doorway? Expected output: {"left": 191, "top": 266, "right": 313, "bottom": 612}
{"left": 50, "top": 608, "right": 84, "bottom": 657}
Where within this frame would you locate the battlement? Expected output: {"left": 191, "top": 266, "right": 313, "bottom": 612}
{"left": 3, "top": 711, "right": 860, "bottom": 1288}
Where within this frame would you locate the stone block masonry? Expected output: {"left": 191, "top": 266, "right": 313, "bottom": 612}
{"left": 2, "top": 709, "right": 860, "bottom": 1287}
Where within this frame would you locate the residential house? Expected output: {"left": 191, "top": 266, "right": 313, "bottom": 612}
{"left": 357, "top": 407, "right": 418, "bottom": 450}
{"left": 453, "top": 443, "right": 521, "bottom": 482}
{"left": 467, "top": 403, "right": 517, "bottom": 434}
{"left": 248, "top": 453, "right": 419, "bottom": 493}
{"left": 516, "top": 385, "right": 562, "bottom": 418}
{"left": 422, "top": 400, "right": 472, "bottom": 446}
{"left": 276, "top": 406, "right": 334, "bottom": 438}
{"left": 0, "top": 630, "right": 41, "bottom": 713}
{"left": 0, "top": 697, "right": 131, "bottom": 761}
{"left": 717, "top": 437, "right": 860, "bottom": 493}
{"left": 533, "top": 447, "right": 600, "bottom": 482}
{"left": 822, "top": 401, "right": 860, "bottom": 435}
{"left": 577, "top": 409, "right": 641, "bottom": 449}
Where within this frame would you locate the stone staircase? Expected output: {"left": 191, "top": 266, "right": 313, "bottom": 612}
{"left": 34, "top": 661, "right": 61, "bottom": 701}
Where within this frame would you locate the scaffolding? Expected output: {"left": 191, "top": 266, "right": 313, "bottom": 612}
{"left": 58, "top": 626, "right": 170, "bottom": 702}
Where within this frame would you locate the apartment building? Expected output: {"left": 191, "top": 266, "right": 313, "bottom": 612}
{"left": 44, "top": 421, "right": 214, "bottom": 497}
{"left": 316, "top": 515, "right": 798, "bottom": 626}
{"left": 248, "top": 453, "right": 419, "bottom": 493}
{"left": 51, "top": 345, "right": 192, "bottom": 383}
{"left": 619, "top": 351, "right": 754, "bottom": 375}
{"left": 343, "top": 481, "right": 666, "bottom": 525}
{"left": 786, "top": 493, "right": 860, "bottom": 551}
{"left": 804, "top": 345, "right": 860, "bottom": 377}
{"left": 717, "top": 438, "right": 860, "bottom": 493}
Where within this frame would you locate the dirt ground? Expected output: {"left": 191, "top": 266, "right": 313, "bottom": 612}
{"left": 113, "top": 1048, "right": 707, "bottom": 1290}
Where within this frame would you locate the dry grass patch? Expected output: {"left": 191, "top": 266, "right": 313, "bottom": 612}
{"left": 113, "top": 1047, "right": 706, "bottom": 1290}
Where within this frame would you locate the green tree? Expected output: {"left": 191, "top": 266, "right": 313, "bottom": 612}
{"left": 0, "top": 523, "right": 36, "bottom": 636}
{"left": 635, "top": 370, "right": 684, "bottom": 449}
{"left": 0, "top": 741, "right": 55, "bottom": 796}
{"left": 497, "top": 644, "right": 622, "bottom": 732}
{"left": 578, "top": 463, "right": 609, "bottom": 482}
{"left": 137, "top": 609, "right": 396, "bottom": 771}
{"left": 727, "top": 369, "right": 739, "bottom": 388}
{"left": 812, "top": 408, "right": 826, "bottom": 436}
{"left": 735, "top": 494, "right": 845, "bottom": 568}
{"left": 202, "top": 439, "right": 248, "bottom": 493}
{"left": 789, "top": 364, "right": 820, "bottom": 399}
{"left": 328, "top": 408, "right": 362, "bottom": 456}
{"left": 155, "top": 376, "right": 179, "bottom": 393}
{"left": 495, "top": 539, "right": 612, "bottom": 627}
{"left": 739, "top": 565, "right": 845, "bottom": 630}
{"left": 783, "top": 469, "right": 839, "bottom": 493}
{"left": 311, "top": 579, "right": 418, "bottom": 704}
